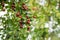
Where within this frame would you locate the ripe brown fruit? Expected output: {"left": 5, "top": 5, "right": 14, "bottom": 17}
{"left": 16, "top": 12, "right": 20, "bottom": 17}
{"left": 20, "top": 24, "right": 23, "bottom": 28}
{"left": 19, "top": 21, "right": 24, "bottom": 28}
{"left": 33, "top": 16, "right": 36, "bottom": 18}
{"left": 32, "top": 7, "right": 37, "bottom": 10}
{"left": 27, "top": 26, "right": 30, "bottom": 31}
{"left": 27, "top": 21, "right": 30, "bottom": 24}
{"left": 22, "top": 4, "right": 28, "bottom": 10}
{"left": 26, "top": 19, "right": 30, "bottom": 24}
{"left": 19, "top": 15, "right": 22, "bottom": 18}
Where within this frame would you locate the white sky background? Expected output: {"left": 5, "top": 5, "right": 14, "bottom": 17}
{"left": 0, "top": 0, "right": 60, "bottom": 40}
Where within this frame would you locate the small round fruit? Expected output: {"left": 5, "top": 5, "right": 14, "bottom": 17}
{"left": 22, "top": 4, "right": 28, "bottom": 10}
{"left": 16, "top": 12, "right": 20, "bottom": 17}
{"left": 27, "top": 26, "right": 30, "bottom": 31}
{"left": 32, "top": 7, "right": 37, "bottom": 10}
{"left": 33, "top": 16, "right": 36, "bottom": 18}
{"left": 19, "top": 16, "right": 22, "bottom": 18}
{"left": 26, "top": 19, "right": 30, "bottom": 24}
{"left": 27, "top": 21, "right": 30, "bottom": 24}
{"left": 20, "top": 23, "right": 23, "bottom": 28}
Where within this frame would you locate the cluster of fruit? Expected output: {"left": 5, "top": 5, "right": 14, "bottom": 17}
{"left": 16, "top": 12, "right": 31, "bottom": 31}
{"left": 16, "top": 3, "right": 31, "bottom": 31}
{"left": 11, "top": 2, "right": 28, "bottom": 11}
{"left": 1, "top": 1, "right": 37, "bottom": 32}
{"left": 16, "top": 3, "right": 37, "bottom": 32}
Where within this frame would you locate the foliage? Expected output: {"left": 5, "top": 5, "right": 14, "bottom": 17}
{"left": 0, "top": 0, "right": 60, "bottom": 40}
